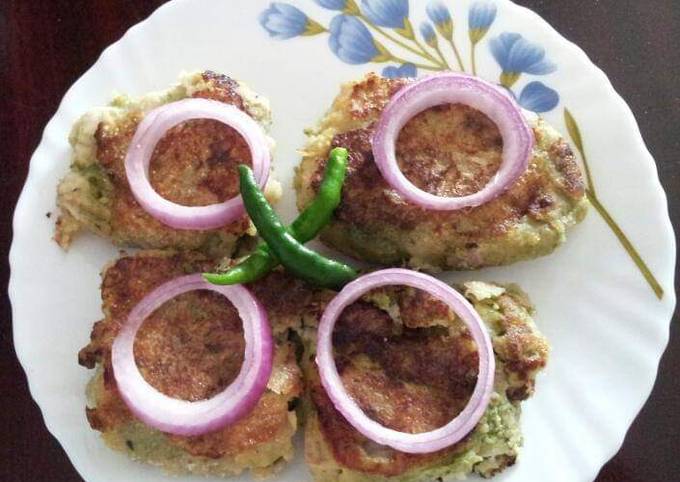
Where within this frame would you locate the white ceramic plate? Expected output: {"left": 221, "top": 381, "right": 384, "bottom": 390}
{"left": 9, "top": 1, "right": 676, "bottom": 481}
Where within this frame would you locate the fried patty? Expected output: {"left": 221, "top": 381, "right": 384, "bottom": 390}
{"left": 295, "top": 73, "right": 588, "bottom": 270}
{"left": 79, "top": 251, "right": 313, "bottom": 478}
{"left": 80, "top": 251, "right": 549, "bottom": 479}
{"left": 56, "top": 71, "right": 280, "bottom": 258}
{"left": 300, "top": 281, "right": 549, "bottom": 481}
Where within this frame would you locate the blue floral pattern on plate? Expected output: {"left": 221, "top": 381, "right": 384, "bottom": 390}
{"left": 259, "top": 2, "right": 326, "bottom": 39}
{"left": 329, "top": 14, "right": 389, "bottom": 64}
{"left": 519, "top": 81, "right": 559, "bottom": 113}
{"left": 490, "top": 32, "right": 556, "bottom": 86}
{"left": 469, "top": 1, "right": 497, "bottom": 35}
{"left": 258, "top": 0, "right": 664, "bottom": 298}
{"left": 314, "top": 0, "right": 350, "bottom": 10}
{"left": 259, "top": 0, "right": 559, "bottom": 113}
{"left": 361, "top": 0, "right": 410, "bottom": 30}
{"left": 425, "top": 1, "right": 453, "bottom": 40}
{"left": 419, "top": 22, "right": 436, "bottom": 47}
{"left": 382, "top": 62, "right": 416, "bottom": 79}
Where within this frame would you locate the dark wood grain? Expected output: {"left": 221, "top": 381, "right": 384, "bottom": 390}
{"left": 1, "top": 1, "right": 677, "bottom": 481}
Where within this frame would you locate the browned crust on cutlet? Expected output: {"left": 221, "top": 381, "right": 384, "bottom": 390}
{"left": 308, "top": 376, "right": 460, "bottom": 477}
{"left": 306, "top": 291, "right": 476, "bottom": 476}
{"left": 96, "top": 72, "right": 250, "bottom": 208}
{"left": 303, "top": 284, "right": 549, "bottom": 477}
{"left": 96, "top": 72, "right": 252, "bottom": 246}
{"left": 56, "top": 71, "right": 279, "bottom": 255}
{"left": 297, "top": 73, "right": 588, "bottom": 270}
{"left": 79, "top": 251, "right": 309, "bottom": 460}
{"left": 491, "top": 293, "right": 549, "bottom": 401}
{"left": 482, "top": 454, "right": 517, "bottom": 478}
{"left": 546, "top": 133, "right": 587, "bottom": 197}
{"left": 311, "top": 118, "right": 583, "bottom": 234}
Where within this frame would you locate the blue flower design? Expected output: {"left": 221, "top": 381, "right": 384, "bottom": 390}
{"left": 469, "top": 1, "right": 497, "bottom": 44}
{"left": 315, "top": 0, "right": 359, "bottom": 14}
{"left": 425, "top": 1, "right": 453, "bottom": 40}
{"left": 361, "top": 0, "right": 409, "bottom": 29}
{"left": 382, "top": 63, "right": 417, "bottom": 79}
{"left": 259, "top": 3, "right": 324, "bottom": 40}
{"left": 518, "top": 81, "right": 559, "bottom": 113}
{"left": 329, "top": 15, "right": 389, "bottom": 64}
{"left": 490, "top": 32, "right": 557, "bottom": 87}
{"left": 419, "top": 22, "right": 437, "bottom": 48}
{"left": 315, "top": 0, "right": 347, "bottom": 9}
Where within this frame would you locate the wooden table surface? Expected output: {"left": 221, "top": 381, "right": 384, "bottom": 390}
{"left": 1, "top": 1, "right": 678, "bottom": 480}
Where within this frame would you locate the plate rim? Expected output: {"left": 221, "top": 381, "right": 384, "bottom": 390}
{"left": 8, "top": 0, "right": 677, "bottom": 481}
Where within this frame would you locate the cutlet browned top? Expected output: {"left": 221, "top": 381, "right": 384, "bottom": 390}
{"left": 307, "top": 289, "right": 477, "bottom": 476}
{"left": 56, "top": 71, "right": 278, "bottom": 255}
{"left": 79, "top": 252, "right": 309, "bottom": 458}
{"left": 304, "top": 285, "right": 549, "bottom": 477}
{"left": 311, "top": 105, "right": 583, "bottom": 233}
{"left": 96, "top": 72, "right": 252, "bottom": 244}
{"left": 297, "top": 73, "right": 588, "bottom": 270}
{"left": 96, "top": 73, "right": 251, "bottom": 209}
{"left": 79, "top": 251, "right": 549, "bottom": 476}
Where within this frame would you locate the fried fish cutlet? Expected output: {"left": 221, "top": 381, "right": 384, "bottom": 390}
{"left": 56, "top": 71, "right": 281, "bottom": 258}
{"left": 295, "top": 73, "right": 588, "bottom": 270}
{"left": 79, "top": 251, "right": 315, "bottom": 478}
{"left": 300, "top": 281, "right": 549, "bottom": 481}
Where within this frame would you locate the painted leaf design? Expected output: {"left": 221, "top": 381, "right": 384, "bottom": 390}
{"left": 564, "top": 108, "right": 584, "bottom": 158}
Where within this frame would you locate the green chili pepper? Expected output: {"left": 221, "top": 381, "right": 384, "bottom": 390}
{"left": 290, "top": 147, "right": 348, "bottom": 241}
{"left": 236, "top": 163, "right": 357, "bottom": 289}
{"left": 204, "top": 148, "right": 350, "bottom": 286}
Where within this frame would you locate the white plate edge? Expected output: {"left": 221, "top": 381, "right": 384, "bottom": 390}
{"left": 7, "top": 1, "right": 677, "bottom": 481}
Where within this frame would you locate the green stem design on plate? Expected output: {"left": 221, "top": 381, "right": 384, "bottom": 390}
{"left": 448, "top": 38, "right": 466, "bottom": 72}
{"left": 387, "top": 53, "right": 444, "bottom": 71}
{"left": 433, "top": 43, "right": 452, "bottom": 70}
{"left": 412, "top": 35, "right": 444, "bottom": 68}
{"left": 471, "top": 43, "right": 478, "bottom": 76}
{"left": 564, "top": 108, "right": 664, "bottom": 300}
{"left": 358, "top": 15, "right": 445, "bottom": 69}
{"left": 500, "top": 71, "right": 520, "bottom": 88}
{"left": 302, "top": 20, "right": 327, "bottom": 36}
